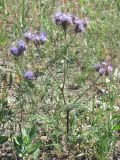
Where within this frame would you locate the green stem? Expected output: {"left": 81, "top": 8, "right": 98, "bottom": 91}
{"left": 48, "top": 33, "right": 77, "bottom": 136}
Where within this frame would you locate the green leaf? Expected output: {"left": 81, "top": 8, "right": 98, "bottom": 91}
{"left": 32, "top": 148, "right": 40, "bottom": 160}
{"left": 0, "top": 136, "right": 8, "bottom": 144}
{"left": 27, "top": 141, "right": 42, "bottom": 155}
{"left": 116, "top": 0, "right": 120, "bottom": 11}
{"left": 23, "top": 136, "right": 30, "bottom": 145}
{"left": 25, "top": 80, "right": 35, "bottom": 89}
{"left": 112, "top": 124, "right": 120, "bottom": 131}
{"left": 22, "top": 128, "right": 28, "bottom": 137}
{"left": 79, "top": 0, "right": 85, "bottom": 5}
{"left": 29, "top": 125, "right": 36, "bottom": 139}
{"left": 13, "top": 136, "right": 23, "bottom": 146}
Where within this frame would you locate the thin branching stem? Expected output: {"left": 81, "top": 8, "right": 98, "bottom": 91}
{"left": 73, "top": 75, "right": 100, "bottom": 104}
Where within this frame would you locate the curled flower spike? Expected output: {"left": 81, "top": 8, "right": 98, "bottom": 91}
{"left": 82, "top": 20, "right": 88, "bottom": 28}
{"left": 95, "top": 64, "right": 102, "bottom": 72}
{"left": 24, "top": 31, "right": 33, "bottom": 42}
{"left": 106, "top": 65, "right": 113, "bottom": 76}
{"left": 72, "top": 15, "right": 88, "bottom": 33}
{"left": 99, "top": 67, "right": 106, "bottom": 75}
{"left": 54, "top": 12, "right": 63, "bottom": 25}
{"left": 17, "top": 40, "right": 26, "bottom": 53}
{"left": 74, "top": 19, "right": 88, "bottom": 33}
{"left": 95, "top": 61, "right": 113, "bottom": 76}
{"left": 54, "top": 12, "right": 72, "bottom": 31}
{"left": 39, "top": 32, "right": 47, "bottom": 44}
{"left": 32, "top": 34, "right": 41, "bottom": 45}
{"left": 10, "top": 47, "right": 19, "bottom": 56}
{"left": 54, "top": 12, "right": 88, "bottom": 32}
{"left": 24, "top": 70, "right": 36, "bottom": 80}
{"left": 32, "top": 32, "right": 47, "bottom": 45}
{"left": 10, "top": 39, "right": 26, "bottom": 57}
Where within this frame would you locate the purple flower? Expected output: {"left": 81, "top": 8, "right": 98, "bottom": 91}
{"left": 106, "top": 65, "right": 113, "bottom": 76}
{"left": 10, "top": 40, "right": 25, "bottom": 57}
{"left": 32, "top": 32, "right": 47, "bottom": 45}
{"left": 74, "top": 20, "right": 87, "bottom": 33}
{"left": 99, "top": 67, "right": 106, "bottom": 75}
{"left": 54, "top": 12, "right": 88, "bottom": 32}
{"left": 24, "top": 32, "right": 33, "bottom": 42}
{"left": 61, "top": 14, "right": 72, "bottom": 24}
{"left": 24, "top": 70, "right": 35, "bottom": 80}
{"left": 107, "top": 65, "right": 113, "bottom": 72}
{"left": 95, "top": 61, "right": 113, "bottom": 76}
{"left": 39, "top": 32, "right": 47, "bottom": 44}
{"left": 72, "top": 15, "right": 88, "bottom": 33}
{"left": 81, "top": 20, "right": 88, "bottom": 28}
{"left": 54, "top": 12, "right": 63, "bottom": 25}
{"left": 72, "top": 15, "right": 79, "bottom": 24}
{"left": 17, "top": 40, "right": 26, "bottom": 53}
{"left": 95, "top": 64, "right": 102, "bottom": 71}
{"left": 54, "top": 12, "right": 72, "bottom": 30}
{"left": 75, "top": 22, "right": 84, "bottom": 33}
{"left": 32, "top": 34, "right": 41, "bottom": 44}
{"left": 10, "top": 47, "right": 19, "bottom": 56}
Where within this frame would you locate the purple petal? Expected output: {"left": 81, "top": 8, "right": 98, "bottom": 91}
{"left": 24, "top": 70, "right": 35, "bottom": 80}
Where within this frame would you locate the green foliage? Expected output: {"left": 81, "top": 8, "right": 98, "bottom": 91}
{"left": 112, "top": 124, "right": 120, "bottom": 131}
{"left": 0, "top": 135, "right": 8, "bottom": 145}
{"left": 13, "top": 125, "right": 42, "bottom": 159}
{"left": 0, "top": 100, "right": 12, "bottom": 123}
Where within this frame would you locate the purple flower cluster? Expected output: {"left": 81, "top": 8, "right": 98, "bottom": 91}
{"left": 95, "top": 61, "right": 113, "bottom": 76}
{"left": 10, "top": 40, "right": 26, "bottom": 57}
{"left": 24, "top": 70, "right": 36, "bottom": 80}
{"left": 10, "top": 30, "right": 47, "bottom": 57}
{"left": 10, "top": 30, "right": 47, "bottom": 80}
{"left": 73, "top": 18, "right": 88, "bottom": 33}
{"left": 54, "top": 12, "right": 72, "bottom": 31}
{"left": 54, "top": 12, "right": 88, "bottom": 33}
{"left": 32, "top": 32, "right": 47, "bottom": 45}
{"left": 24, "top": 31, "right": 47, "bottom": 45}
{"left": 17, "top": 40, "right": 26, "bottom": 52}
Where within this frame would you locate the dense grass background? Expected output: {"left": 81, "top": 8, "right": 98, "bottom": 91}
{"left": 0, "top": 0, "right": 120, "bottom": 159}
